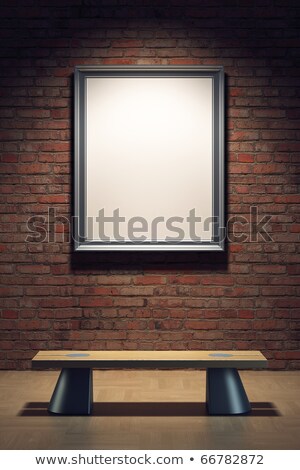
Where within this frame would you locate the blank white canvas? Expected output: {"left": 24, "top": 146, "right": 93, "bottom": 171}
{"left": 86, "top": 76, "right": 213, "bottom": 242}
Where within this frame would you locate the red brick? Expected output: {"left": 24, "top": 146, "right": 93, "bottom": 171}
{"left": 17, "top": 109, "right": 50, "bottom": 118}
{"left": 230, "top": 163, "right": 252, "bottom": 174}
{"left": 40, "top": 142, "right": 70, "bottom": 152}
{"left": 237, "top": 154, "right": 255, "bottom": 163}
{"left": 0, "top": 287, "right": 23, "bottom": 297}
{"left": 51, "top": 109, "right": 70, "bottom": 119}
{"left": 17, "top": 265, "right": 50, "bottom": 274}
{"left": 38, "top": 195, "right": 69, "bottom": 204}
{"left": 93, "top": 275, "right": 131, "bottom": 285}
{"left": 17, "top": 164, "right": 51, "bottom": 174}
{"left": 18, "top": 320, "right": 51, "bottom": 330}
{"left": 274, "top": 195, "right": 300, "bottom": 204}
{"left": 119, "top": 287, "right": 153, "bottom": 296}
{"left": 219, "top": 320, "right": 252, "bottom": 330}
{"left": 169, "top": 58, "right": 202, "bottom": 65}
{"left": 230, "top": 131, "right": 259, "bottom": 141}
{"left": 134, "top": 275, "right": 166, "bottom": 285}
{"left": 168, "top": 275, "right": 200, "bottom": 285}
{"left": 1, "top": 154, "right": 18, "bottom": 163}
{"left": 114, "top": 298, "right": 146, "bottom": 307}
{"left": 253, "top": 320, "right": 288, "bottom": 330}
{"left": 2, "top": 310, "right": 19, "bottom": 319}
{"left": 79, "top": 298, "right": 114, "bottom": 307}
{"left": 201, "top": 276, "right": 234, "bottom": 286}
{"left": 184, "top": 321, "right": 218, "bottom": 330}
{"left": 253, "top": 265, "right": 287, "bottom": 274}
{"left": 111, "top": 40, "right": 143, "bottom": 48}
{"left": 158, "top": 48, "right": 188, "bottom": 57}
{"left": 287, "top": 265, "right": 300, "bottom": 275}
{"left": 38, "top": 309, "right": 81, "bottom": 319}
{"left": 102, "top": 58, "right": 135, "bottom": 65}
{"left": 145, "top": 39, "right": 176, "bottom": 48}
{"left": 155, "top": 320, "right": 182, "bottom": 330}
{"left": 254, "top": 109, "right": 286, "bottom": 118}
{"left": 75, "top": 287, "right": 119, "bottom": 296}
{"left": 39, "top": 298, "right": 77, "bottom": 308}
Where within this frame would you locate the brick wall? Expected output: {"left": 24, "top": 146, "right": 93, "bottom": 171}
{"left": 0, "top": 0, "right": 299, "bottom": 370}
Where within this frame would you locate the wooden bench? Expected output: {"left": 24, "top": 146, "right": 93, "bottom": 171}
{"left": 32, "top": 350, "right": 267, "bottom": 416}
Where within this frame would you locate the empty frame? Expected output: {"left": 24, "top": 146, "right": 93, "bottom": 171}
{"left": 74, "top": 66, "right": 224, "bottom": 251}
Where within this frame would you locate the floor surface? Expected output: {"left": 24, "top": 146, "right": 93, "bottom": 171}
{"left": 0, "top": 370, "right": 299, "bottom": 450}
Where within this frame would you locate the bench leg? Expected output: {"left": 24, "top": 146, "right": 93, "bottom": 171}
{"left": 206, "top": 368, "right": 251, "bottom": 415}
{"left": 48, "top": 368, "right": 93, "bottom": 415}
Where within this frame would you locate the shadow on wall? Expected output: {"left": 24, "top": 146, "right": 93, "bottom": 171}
{"left": 70, "top": 250, "right": 229, "bottom": 272}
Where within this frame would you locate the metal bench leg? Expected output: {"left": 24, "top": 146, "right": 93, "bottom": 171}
{"left": 206, "top": 368, "right": 251, "bottom": 415}
{"left": 48, "top": 368, "right": 93, "bottom": 415}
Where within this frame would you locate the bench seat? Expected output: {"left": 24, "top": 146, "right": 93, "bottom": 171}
{"left": 31, "top": 350, "right": 267, "bottom": 417}
{"left": 32, "top": 350, "right": 267, "bottom": 370}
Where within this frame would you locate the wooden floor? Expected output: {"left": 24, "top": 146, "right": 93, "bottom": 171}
{"left": 0, "top": 370, "right": 299, "bottom": 450}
